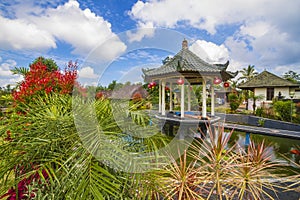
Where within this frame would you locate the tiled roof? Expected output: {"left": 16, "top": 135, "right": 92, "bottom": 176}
{"left": 142, "top": 40, "right": 237, "bottom": 82}
{"left": 143, "top": 48, "right": 225, "bottom": 76}
{"left": 238, "top": 70, "right": 300, "bottom": 89}
{"left": 110, "top": 85, "right": 148, "bottom": 99}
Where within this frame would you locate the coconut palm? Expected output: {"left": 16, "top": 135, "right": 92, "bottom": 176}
{"left": 238, "top": 65, "right": 258, "bottom": 110}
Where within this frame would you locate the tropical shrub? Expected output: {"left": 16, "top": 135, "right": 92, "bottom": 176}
{"left": 273, "top": 100, "right": 294, "bottom": 121}
{"left": 150, "top": 124, "right": 288, "bottom": 200}
{"left": 228, "top": 93, "right": 240, "bottom": 112}
{"left": 12, "top": 58, "right": 78, "bottom": 103}
{"left": 255, "top": 107, "right": 264, "bottom": 117}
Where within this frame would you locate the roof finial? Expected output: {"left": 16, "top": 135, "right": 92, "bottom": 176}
{"left": 182, "top": 38, "right": 188, "bottom": 49}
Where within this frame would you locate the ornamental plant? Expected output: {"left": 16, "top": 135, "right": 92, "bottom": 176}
{"left": 12, "top": 58, "right": 78, "bottom": 103}
{"left": 228, "top": 93, "right": 241, "bottom": 112}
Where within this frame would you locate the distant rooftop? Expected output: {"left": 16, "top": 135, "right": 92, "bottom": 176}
{"left": 238, "top": 70, "right": 300, "bottom": 89}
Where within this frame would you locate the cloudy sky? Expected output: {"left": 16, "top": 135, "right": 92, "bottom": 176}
{"left": 0, "top": 0, "right": 299, "bottom": 87}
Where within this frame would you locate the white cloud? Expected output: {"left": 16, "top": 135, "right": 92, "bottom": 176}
{"left": 129, "top": 0, "right": 273, "bottom": 34}
{"left": 274, "top": 65, "right": 300, "bottom": 77}
{"left": 129, "top": 0, "right": 300, "bottom": 69}
{"left": 0, "top": 59, "right": 23, "bottom": 87}
{"left": 126, "top": 22, "right": 155, "bottom": 42}
{"left": 78, "top": 66, "right": 98, "bottom": 79}
{"left": 0, "top": 16, "right": 56, "bottom": 50}
{"left": 190, "top": 40, "right": 229, "bottom": 63}
{"left": 0, "top": 0, "right": 126, "bottom": 59}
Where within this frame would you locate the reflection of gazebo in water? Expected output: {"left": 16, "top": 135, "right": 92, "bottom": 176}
{"left": 142, "top": 39, "right": 237, "bottom": 122}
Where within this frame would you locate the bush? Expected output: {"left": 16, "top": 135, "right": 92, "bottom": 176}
{"left": 12, "top": 59, "right": 78, "bottom": 103}
{"left": 273, "top": 100, "right": 293, "bottom": 121}
{"left": 255, "top": 107, "right": 264, "bottom": 117}
{"left": 228, "top": 93, "right": 240, "bottom": 112}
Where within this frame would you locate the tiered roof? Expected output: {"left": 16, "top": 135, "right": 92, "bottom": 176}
{"left": 142, "top": 39, "right": 237, "bottom": 83}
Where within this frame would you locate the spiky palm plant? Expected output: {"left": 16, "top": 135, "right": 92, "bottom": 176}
{"left": 231, "top": 141, "right": 286, "bottom": 200}
{"left": 0, "top": 94, "right": 120, "bottom": 199}
{"left": 0, "top": 93, "right": 169, "bottom": 199}
{"left": 156, "top": 149, "right": 205, "bottom": 200}
{"left": 193, "top": 124, "right": 238, "bottom": 200}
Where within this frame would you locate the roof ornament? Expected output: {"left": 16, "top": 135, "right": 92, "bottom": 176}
{"left": 182, "top": 38, "right": 188, "bottom": 49}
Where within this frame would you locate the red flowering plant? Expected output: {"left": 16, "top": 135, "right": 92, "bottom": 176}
{"left": 12, "top": 58, "right": 78, "bottom": 103}
{"left": 0, "top": 57, "right": 82, "bottom": 199}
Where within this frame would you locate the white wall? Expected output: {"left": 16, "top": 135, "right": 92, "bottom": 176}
{"left": 274, "top": 87, "right": 290, "bottom": 99}
{"left": 254, "top": 88, "right": 266, "bottom": 101}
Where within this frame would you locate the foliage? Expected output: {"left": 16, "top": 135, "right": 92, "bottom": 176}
{"left": 31, "top": 57, "right": 59, "bottom": 72}
{"left": 12, "top": 60, "right": 78, "bottom": 103}
{"left": 282, "top": 70, "right": 300, "bottom": 83}
{"left": 228, "top": 93, "right": 240, "bottom": 112}
{"left": 231, "top": 141, "right": 285, "bottom": 200}
{"left": 258, "top": 118, "right": 265, "bottom": 126}
{"left": 11, "top": 67, "right": 30, "bottom": 77}
{"left": 0, "top": 93, "right": 172, "bottom": 199}
{"left": 255, "top": 107, "right": 264, "bottom": 117}
{"left": 238, "top": 65, "right": 259, "bottom": 83}
{"left": 155, "top": 123, "right": 287, "bottom": 200}
{"left": 273, "top": 100, "right": 294, "bottom": 122}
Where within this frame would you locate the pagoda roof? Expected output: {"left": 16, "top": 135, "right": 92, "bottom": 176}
{"left": 142, "top": 40, "right": 237, "bottom": 82}
{"left": 238, "top": 70, "right": 300, "bottom": 89}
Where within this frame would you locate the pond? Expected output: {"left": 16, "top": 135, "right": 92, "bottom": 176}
{"left": 229, "top": 131, "right": 300, "bottom": 165}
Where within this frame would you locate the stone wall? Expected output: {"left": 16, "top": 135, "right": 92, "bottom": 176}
{"left": 223, "top": 113, "right": 300, "bottom": 132}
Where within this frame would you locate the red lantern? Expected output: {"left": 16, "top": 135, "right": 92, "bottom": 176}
{"left": 148, "top": 82, "right": 156, "bottom": 89}
{"left": 223, "top": 82, "right": 230, "bottom": 88}
{"left": 177, "top": 78, "right": 184, "bottom": 85}
{"left": 213, "top": 77, "right": 222, "bottom": 85}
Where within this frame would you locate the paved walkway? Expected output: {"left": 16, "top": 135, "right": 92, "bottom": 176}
{"left": 223, "top": 123, "right": 300, "bottom": 140}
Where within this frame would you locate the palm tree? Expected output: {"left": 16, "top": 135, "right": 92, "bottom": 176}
{"left": 0, "top": 93, "right": 168, "bottom": 199}
{"left": 238, "top": 65, "right": 258, "bottom": 110}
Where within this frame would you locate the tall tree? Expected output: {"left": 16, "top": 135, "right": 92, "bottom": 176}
{"left": 11, "top": 57, "right": 59, "bottom": 77}
{"left": 238, "top": 65, "right": 258, "bottom": 83}
{"left": 238, "top": 65, "right": 258, "bottom": 110}
{"left": 283, "top": 70, "right": 300, "bottom": 83}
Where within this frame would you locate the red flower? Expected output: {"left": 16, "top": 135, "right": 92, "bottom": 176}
{"left": 12, "top": 60, "right": 79, "bottom": 103}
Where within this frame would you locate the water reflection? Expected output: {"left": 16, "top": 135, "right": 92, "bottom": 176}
{"left": 229, "top": 131, "right": 300, "bottom": 164}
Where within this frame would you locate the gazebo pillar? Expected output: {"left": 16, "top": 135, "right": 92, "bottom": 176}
{"left": 181, "top": 82, "right": 185, "bottom": 118}
{"left": 162, "top": 80, "right": 166, "bottom": 116}
{"left": 159, "top": 80, "right": 162, "bottom": 113}
{"left": 188, "top": 83, "right": 191, "bottom": 111}
{"left": 169, "top": 82, "right": 173, "bottom": 111}
{"left": 202, "top": 79, "right": 207, "bottom": 118}
{"left": 211, "top": 85, "right": 215, "bottom": 116}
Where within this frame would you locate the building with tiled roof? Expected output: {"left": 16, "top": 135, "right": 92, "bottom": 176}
{"left": 239, "top": 70, "right": 300, "bottom": 101}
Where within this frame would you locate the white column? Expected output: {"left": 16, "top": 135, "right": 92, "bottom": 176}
{"left": 181, "top": 83, "right": 185, "bottom": 118}
{"left": 188, "top": 83, "right": 191, "bottom": 111}
{"left": 159, "top": 80, "right": 162, "bottom": 113}
{"left": 169, "top": 82, "right": 173, "bottom": 111}
{"left": 162, "top": 80, "right": 166, "bottom": 116}
{"left": 211, "top": 85, "right": 215, "bottom": 116}
{"left": 202, "top": 79, "right": 207, "bottom": 118}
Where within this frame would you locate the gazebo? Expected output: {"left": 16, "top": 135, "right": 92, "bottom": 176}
{"left": 142, "top": 39, "right": 237, "bottom": 119}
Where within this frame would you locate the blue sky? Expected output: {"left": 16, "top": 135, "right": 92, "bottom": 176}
{"left": 0, "top": 0, "right": 300, "bottom": 87}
